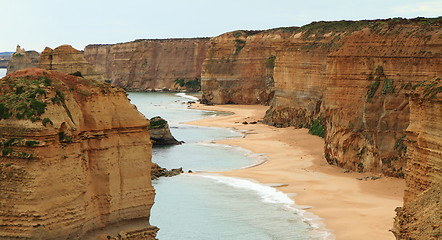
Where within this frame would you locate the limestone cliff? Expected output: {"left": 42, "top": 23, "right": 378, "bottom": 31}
{"left": 6, "top": 45, "right": 40, "bottom": 74}
{"left": 392, "top": 79, "right": 442, "bottom": 240}
{"left": 323, "top": 19, "right": 442, "bottom": 176}
{"left": 84, "top": 38, "right": 209, "bottom": 91}
{"left": 201, "top": 30, "right": 284, "bottom": 104}
{"left": 0, "top": 68, "right": 157, "bottom": 239}
{"left": 38, "top": 45, "right": 103, "bottom": 81}
{"left": 202, "top": 18, "right": 442, "bottom": 176}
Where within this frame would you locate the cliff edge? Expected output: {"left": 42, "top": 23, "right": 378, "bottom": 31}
{"left": 392, "top": 79, "right": 442, "bottom": 240}
{"left": 0, "top": 68, "right": 157, "bottom": 239}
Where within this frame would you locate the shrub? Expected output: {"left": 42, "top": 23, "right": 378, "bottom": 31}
{"left": 2, "top": 148, "right": 13, "bottom": 156}
{"left": 174, "top": 78, "right": 201, "bottom": 92}
{"left": 0, "top": 103, "right": 11, "bottom": 119}
{"left": 69, "top": 71, "right": 83, "bottom": 77}
{"left": 149, "top": 117, "right": 167, "bottom": 129}
{"left": 382, "top": 78, "right": 395, "bottom": 94}
{"left": 42, "top": 118, "right": 53, "bottom": 127}
{"left": 234, "top": 39, "right": 246, "bottom": 53}
{"left": 25, "top": 140, "right": 39, "bottom": 147}
{"left": 29, "top": 99, "right": 46, "bottom": 115}
{"left": 266, "top": 56, "right": 276, "bottom": 69}
{"left": 367, "top": 80, "right": 380, "bottom": 100}
{"left": 58, "top": 132, "right": 72, "bottom": 143}
{"left": 309, "top": 116, "right": 325, "bottom": 138}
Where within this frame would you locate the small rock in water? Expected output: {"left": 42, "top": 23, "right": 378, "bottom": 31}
{"left": 249, "top": 121, "right": 257, "bottom": 124}
{"left": 242, "top": 121, "right": 249, "bottom": 125}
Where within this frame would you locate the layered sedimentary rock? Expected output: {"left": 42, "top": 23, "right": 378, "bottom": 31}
{"left": 201, "top": 30, "right": 286, "bottom": 104}
{"left": 392, "top": 79, "right": 442, "bottom": 240}
{"left": 203, "top": 18, "right": 442, "bottom": 177}
{"left": 6, "top": 45, "right": 40, "bottom": 74}
{"left": 0, "top": 68, "right": 157, "bottom": 239}
{"left": 323, "top": 20, "right": 442, "bottom": 176}
{"left": 84, "top": 38, "right": 210, "bottom": 90}
{"left": 200, "top": 18, "right": 441, "bottom": 239}
{"left": 38, "top": 45, "right": 103, "bottom": 81}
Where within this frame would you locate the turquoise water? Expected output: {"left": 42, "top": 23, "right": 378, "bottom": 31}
{"left": 129, "top": 92, "right": 333, "bottom": 240}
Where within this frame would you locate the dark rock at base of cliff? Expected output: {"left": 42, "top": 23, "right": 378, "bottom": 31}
{"left": 149, "top": 116, "right": 182, "bottom": 145}
{"left": 151, "top": 163, "right": 184, "bottom": 180}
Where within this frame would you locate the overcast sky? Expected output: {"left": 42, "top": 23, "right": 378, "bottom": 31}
{"left": 1, "top": 0, "right": 441, "bottom": 52}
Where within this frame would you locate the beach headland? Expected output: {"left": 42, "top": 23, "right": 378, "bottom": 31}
{"left": 187, "top": 103, "right": 405, "bottom": 240}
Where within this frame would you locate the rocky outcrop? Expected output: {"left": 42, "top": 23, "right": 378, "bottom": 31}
{"left": 0, "top": 68, "right": 157, "bottom": 239}
{"left": 84, "top": 38, "right": 210, "bottom": 91}
{"left": 149, "top": 116, "right": 181, "bottom": 145}
{"left": 38, "top": 45, "right": 103, "bottom": 81}
{"left": 150, "top": 163, "right": 183, "bottom": 180}
{"left": 6, "top": 45, "right": 40, "bottom": 74}
{"left": 392, "top": 79, "right": 442, "bottom": 240}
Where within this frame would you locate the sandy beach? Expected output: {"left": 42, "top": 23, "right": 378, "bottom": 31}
{"left": 186, "top": 104, "right": 405, "bottom": 240}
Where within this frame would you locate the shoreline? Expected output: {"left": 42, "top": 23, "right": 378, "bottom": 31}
{"left": 186, "top": 104, "right": 405, "bottom": 240}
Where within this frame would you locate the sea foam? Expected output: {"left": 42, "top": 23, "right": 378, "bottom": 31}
{"left": 197, "top": 174, "right": 335, "bottom": 240}
{"left": 175, "top": 92, "right": 199, "bottom": 101}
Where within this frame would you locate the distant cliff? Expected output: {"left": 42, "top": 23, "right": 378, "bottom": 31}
{"left": 0, "top": 52, "right": 13, "bottom": 68}
{"left": 39, "top": 45, "right": 103, "bottom": 81}
{"left": 84, "top": 38, "right": 210, "bottom": 91}
{"left": 201, "top": 30, "right": 282, "bottom": 104}
{"left": 6, "top": 45, "right": 39, "bottom": 74}
{"left": 0, "top": 68, "right": 157, "bottom": 239}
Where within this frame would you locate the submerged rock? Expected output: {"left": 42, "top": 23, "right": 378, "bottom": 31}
{"left": 149, "top": 116, "right": 182, "bottom": 145}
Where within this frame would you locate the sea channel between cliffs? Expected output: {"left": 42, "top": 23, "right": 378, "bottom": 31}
{"left": 128, "top": 92, "right": 334, "bottom": 240}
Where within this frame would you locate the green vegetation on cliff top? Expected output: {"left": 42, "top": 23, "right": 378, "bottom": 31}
{"left": 0, "top": 76, "right": 52, "bottom": 124}
{"left": 264, "top": 16, "right": 442, "bottom": 35}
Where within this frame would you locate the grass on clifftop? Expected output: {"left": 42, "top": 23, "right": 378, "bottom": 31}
{"left": 0, "top": 76, "right": 52, "bottom": 123}
{"left": 149, "top": 117, "right": 168, "bottom": 129}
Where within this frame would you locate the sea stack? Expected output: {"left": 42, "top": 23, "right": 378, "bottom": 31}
{"left": 149, "top": 116, "right": 181, "bottom": 145}
{"left": 0, "top": 68, "right": 157, "bottom": 239}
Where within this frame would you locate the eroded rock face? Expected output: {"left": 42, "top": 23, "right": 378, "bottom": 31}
{"left": 0, "top": 68, "right": 157, "bottom": 239}
{"left": 39, "top": 45, "right": 103, "bottom": 81}
{"left": 203, "top": 19, "right": 442, "bottom": 176}
{"left": 6, "top": 45, "right": 40, "bottom": 74}
{"left": 149, "top": 116, "right": 181, "bottom": 145}
{"left": 84, "top": 38, "right": 210, "bottom": 91}
{"left": 323, "top": 21, "right": 442, "bottom": 176}
{"left": 392, "top": 79, "right": 442, "bottom": 240}
{"left": 201, "top": 30, "right": 283, "bottom": 105}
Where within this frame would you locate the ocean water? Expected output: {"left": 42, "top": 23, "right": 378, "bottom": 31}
{"left": 0, "top": 68, "right": 6, "bottom": 78}
{"left": 129, "top": 92, "right": 333, "bottom": 240}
